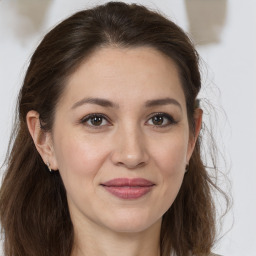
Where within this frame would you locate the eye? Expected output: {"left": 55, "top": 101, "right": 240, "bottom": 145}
{"left": 80, "top": 114, "right": 110, "bottom": 128}
{"left": 146, "top": 113, "right": 176, "bottom": 127}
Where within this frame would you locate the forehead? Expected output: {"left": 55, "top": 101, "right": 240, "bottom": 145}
{"left": 59, "top": 46, "right": 186, "bottom": 108}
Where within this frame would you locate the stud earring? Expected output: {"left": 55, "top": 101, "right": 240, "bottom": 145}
{"left": 47, "top": 161, "right": 52, "bottom": 173}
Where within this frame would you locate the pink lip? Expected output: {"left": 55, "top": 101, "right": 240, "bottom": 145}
{"left": 101, "top": 178, "right": 155, "bottom": 199}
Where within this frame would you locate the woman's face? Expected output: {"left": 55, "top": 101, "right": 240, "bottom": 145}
{"left": 48, "top": 47, "right": 200, "bottom": 233}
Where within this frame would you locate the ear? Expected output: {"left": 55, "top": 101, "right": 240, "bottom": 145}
{"left": 186, "top": 108, "right": 203, "bottom": 163}
{"left": 26, "top": 110, "right": 58, "bottom": 171}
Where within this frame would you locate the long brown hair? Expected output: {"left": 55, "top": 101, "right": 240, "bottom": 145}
{"left": 0, "top": 2, "right": 229, "bottom": 256}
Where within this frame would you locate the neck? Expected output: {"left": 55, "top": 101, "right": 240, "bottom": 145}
{"left": 71, "top": 216, "right": 161, "bottom": 256}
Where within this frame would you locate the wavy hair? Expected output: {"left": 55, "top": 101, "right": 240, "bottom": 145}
{"left": 0, "top": 2, "right": 229, "bottom": 256}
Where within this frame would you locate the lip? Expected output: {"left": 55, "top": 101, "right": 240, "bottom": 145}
{"left": 100, "top": 178, "right": 155, "bottom": 199}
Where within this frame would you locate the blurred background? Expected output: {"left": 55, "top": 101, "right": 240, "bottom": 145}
{"left": 0, "top": 0, "right": 255, "bottom": 255}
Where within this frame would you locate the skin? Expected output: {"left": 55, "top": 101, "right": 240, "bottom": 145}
{"left": 27, "top": 47, "right": 202, "bottom": 256}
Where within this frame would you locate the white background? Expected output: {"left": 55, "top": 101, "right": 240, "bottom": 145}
{"left": 0, "top": 1, "right": 255, "bottom": 256}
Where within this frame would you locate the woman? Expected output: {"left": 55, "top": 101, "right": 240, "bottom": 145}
{"left": 0, "top": 2, "right": 227, "bottom": 256}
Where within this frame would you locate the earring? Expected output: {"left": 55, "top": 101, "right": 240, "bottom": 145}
{"left": 185, "top": 164, "right": 189, "bottom": 173}
{"left": 46, "top": 161, "right": 52, "bottom": 173}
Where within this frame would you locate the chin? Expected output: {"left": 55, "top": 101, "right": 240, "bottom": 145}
{"left": 102, "top": 210, "right": 162, "bottom": 233}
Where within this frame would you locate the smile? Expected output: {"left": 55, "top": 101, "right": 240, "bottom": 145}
{"left": 100, "top": 178, "right": 155, "bottom": 199}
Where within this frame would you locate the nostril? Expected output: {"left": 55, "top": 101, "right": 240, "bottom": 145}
{"left": 137, "top": 161, "right": 146, "bottom": 168}
{"left": 116, "top": 160, "right": 146, "bottom": 169}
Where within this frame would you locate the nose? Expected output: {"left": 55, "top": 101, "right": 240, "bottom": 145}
{"left": 110, "top": 125, "right": 149, "bottom": 169}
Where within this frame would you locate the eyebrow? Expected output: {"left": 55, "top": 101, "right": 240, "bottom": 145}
{"left": 71, "top": 97, "right": 182, "bottom": 110}
{"left": 145, "top": 97, "right": 182, "bottom": 110}
{"left": 71, "top": 97, "right": 119, "bottom": 109}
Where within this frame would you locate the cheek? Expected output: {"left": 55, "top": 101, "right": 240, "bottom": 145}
{"left": 131, "top": 133, "right": 188, "bottom": 220}
{"left": 153, "top": 133, "right": 189, "bottom": 176}
{"left": 152, "top": 133, "right": 188, "bottom": 204}
{"left": 52, "top": 133, "right": 111, "bottom": 215}
{"left": 53, "top": 132, "right": 109, "bottom": 182}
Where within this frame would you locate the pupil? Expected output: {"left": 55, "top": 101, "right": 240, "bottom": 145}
{"left": 91, "top": 116, "right": 102, "bottom": 126}
{"left": 153, "top": 116, "right": 163, "bottom": 125}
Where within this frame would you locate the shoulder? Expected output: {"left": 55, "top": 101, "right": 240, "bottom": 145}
{"left": 184, "top": 252, "right": 222, "bottom": 256}
{"left": 193, "top": 253, "right": 222, "bottom": 256}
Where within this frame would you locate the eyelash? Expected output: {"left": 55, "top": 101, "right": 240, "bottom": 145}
{"left": 146, "top": 112, "right": 177, "bottom": 128}
{"left": 80, "top": 112, "right": 177, "bottom": 129}
{"left": 80, "top": 113, "right": 111, "bottom": 129}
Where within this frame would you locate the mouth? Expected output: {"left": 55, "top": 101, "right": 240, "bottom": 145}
{"left": 100, "top": 178, "right": 155, "bottom": 199}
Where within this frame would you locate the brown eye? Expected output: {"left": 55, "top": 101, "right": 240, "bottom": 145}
{"left": 152, "top": 115, "right": 164, "bottom": 125}
{"left": 81, "top": 114, "right": 110, "bottom": 127}
{"left": 147, "top": 113, "right": 176, "bottom": 127}
{"left": 90, "top": 116, "right": 103, "bottom": 126}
